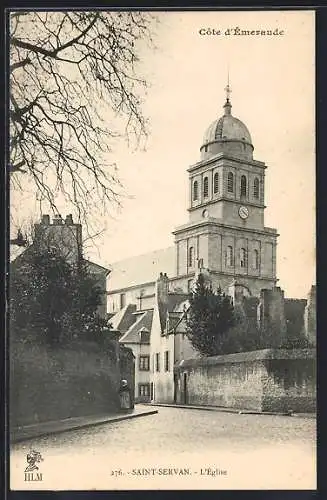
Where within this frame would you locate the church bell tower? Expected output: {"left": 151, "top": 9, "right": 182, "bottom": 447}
{"left": 172, "top": 82, "right": 278, "bottom": 297}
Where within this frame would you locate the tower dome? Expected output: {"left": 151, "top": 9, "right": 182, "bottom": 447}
{"left": 200, "top": 86, "right": 254, "bottom": 161}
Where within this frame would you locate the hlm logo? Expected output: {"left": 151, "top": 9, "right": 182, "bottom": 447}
{"left": 24, "top": 450, "right": 43, "bottom": 482}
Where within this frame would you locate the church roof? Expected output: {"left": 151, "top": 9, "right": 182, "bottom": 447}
{"left": 108, "top": 247, "right": 175, "bottom": 291}
{"left": 203, "top": 106, "right": 252, "bottom": 146}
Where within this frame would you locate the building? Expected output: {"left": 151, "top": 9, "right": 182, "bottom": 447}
{"left": 108, "top": 86, "right": 315, "bottom": 403}
{"left": 108, "top": 87, "right": 278, "bottom": 314}
{"left": 11, "top": 214, "right": 110, "bottom": 318}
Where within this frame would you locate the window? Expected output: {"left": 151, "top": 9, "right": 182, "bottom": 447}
{"left": 214, "top": 172, "right": 219, "bottom": 194}
{"left": 227, "top": 172, "right": 234, "bottom": 193}
{"left": 253, "top": 249, "right": 259, "bottom": 270}
{"left": 226, "top": 246, "right": 233, "bottom": 267}
{"left": 187, "top": 279, "right": 193, "bottom": 292}
{"left": 188, "top": 246, "right": 194, "bottom": 267}
{"left": 193, "top": 181, "right": 198, "bottom": 201}
{"left": 203, "top": 177, "right": 209, "bottom": 198}
{"left": 120, "top": 293, "right": 126, "bottom": 309}
{"left": 140, "top": 329, "right": 150, "bottom": 344}
{"left": 240, "top": 175, "right": 247, "bottom": 197}
{"left": 155, "top": 353, "right": 160, "bottom": 372}
{"left": 240, "top": 248, "right": 247, "bottom": 268}
{"left": 139, "top": 384, "right": 150, "bottom": 397}
{"left": 164, "top": 351, "right": 170, "bottom": 372}
{"left": 139, "top": 355, "right": 150, "bottom": 371}
{"left": 253, "top": 177, "right": 260, "bottom": 199}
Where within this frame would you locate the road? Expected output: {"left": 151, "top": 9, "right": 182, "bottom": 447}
{"left": 10, "top": 405, "right": 316, "bottom": 490}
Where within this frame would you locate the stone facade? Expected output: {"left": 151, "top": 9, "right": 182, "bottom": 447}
{"left": 174, "top": 349, "right": 316, "bottom": 413}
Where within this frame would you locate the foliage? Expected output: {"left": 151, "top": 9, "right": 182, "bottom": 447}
{"left": 9, "top": 11, "right": 156, "bottom": 224}
{"left": 10, "top": 243, "right": 108, "bottom": 345}
{"left": 186, "top": 273, "right": 236, "bottom": 356}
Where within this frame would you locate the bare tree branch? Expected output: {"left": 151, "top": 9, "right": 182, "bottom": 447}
{"left": 9, "top": 10, "right": 156, "bottom": 233}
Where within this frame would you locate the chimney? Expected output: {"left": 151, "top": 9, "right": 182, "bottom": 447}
{"left": 156, "top": 272, "right": 169, "bottom": 302}
{"left": 53, "top": 215, "right": 63, "bottom": 225}
{"left": 65, "top": 214, "right": 73, "bottom": 225}
{"left": 41, "top": 214, "right": 50, "bottom": 225}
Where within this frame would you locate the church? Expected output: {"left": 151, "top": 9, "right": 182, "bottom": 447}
{"left": 108, "top": 84, "right": 277, "bottom": 313}
{"left": 108, "top": 85, "right": 315, "bottom": 404}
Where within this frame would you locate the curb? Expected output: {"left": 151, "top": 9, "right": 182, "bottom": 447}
{"left": 11, "top": 409, "right": 158, "bottom": 444}
{"left": 145, "top": 403, "right": 315, "bottom": 418}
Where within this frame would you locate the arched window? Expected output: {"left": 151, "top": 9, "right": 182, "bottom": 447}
{"left": 240, "top": 248, "right": 247, "bottom": 268}
{"left": 253, "top": 177, "right": 260, "bottom": 199}
{"left": 214, "top": 172, "right": 219, "bottom": 194}
{"left": 193, "top": 181, "right": 198, "bottom": 201}
{"left": 227, "top": 172, "right": 234, "bottom": 193}
{"left": 226, "top": 246, "right": 233, "bottom": 267}
{"left": 240, "top": 175, "right": 247, "bottom": 197}
{"left": 203, "top": 177, "right": 209, "bottom": 198}
{"left": 253, "top": 249, "right": 259, "bottom": 270}
{"left": 188, "top": 246, "right": 194, "bottom": 267}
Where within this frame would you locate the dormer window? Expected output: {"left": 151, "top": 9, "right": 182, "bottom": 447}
{"left": 203, "top": 177, "right": 209, "bottom": 198}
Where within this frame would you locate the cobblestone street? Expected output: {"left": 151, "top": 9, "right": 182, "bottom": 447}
{"left": 11, "top": 406, "right": 316, "bottom": 490}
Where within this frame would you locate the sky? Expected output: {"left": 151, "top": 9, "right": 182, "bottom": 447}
{"left": 11, "top": 10, "right": 316, "bottom": 299}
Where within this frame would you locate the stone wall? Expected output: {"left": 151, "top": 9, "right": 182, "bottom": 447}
{"left": 10, "top": 339, "right": 133, "bottom": 432}
{"left": 174, "top": 349, "right": 316, "bottom": 413}
{"left": 304, "top": 285, "right": 316, "bottom": 346}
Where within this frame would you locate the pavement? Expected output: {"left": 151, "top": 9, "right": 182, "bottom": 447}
{"left": 11, "top": 405, "right": 316, "bottom": 490}
{"left": 10, "top": 404, "right": 158, "bottom": 443}
{"left": 143, "top": 402, "right": 316, "bottom": 418}
{"left": 10, "top": 401, "right": 315, "bottom": 445}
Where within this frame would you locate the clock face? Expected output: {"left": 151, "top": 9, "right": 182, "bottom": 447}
{"left": 202, "top": 209, "right": 209, "bottom": 219}
{"left": 239, "top": 206, "right": 249, "bottom": 220}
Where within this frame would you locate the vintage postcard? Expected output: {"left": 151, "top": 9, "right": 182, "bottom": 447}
{"left": 8, "top": 9, "right": 316, "bottom": 491}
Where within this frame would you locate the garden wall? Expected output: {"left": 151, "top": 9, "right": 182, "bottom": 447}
{"left": 10, "top": 339, "right": 124, "bottom": 431}
{"left": 174, "top": 349, "right": 316, "bottom": 413}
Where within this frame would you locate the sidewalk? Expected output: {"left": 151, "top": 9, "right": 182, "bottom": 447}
{"left": 11, "top": 405, "right": 158, "bottom": 443}
{"left": 144, "top": 402, "right": 316, "bottom": 418}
